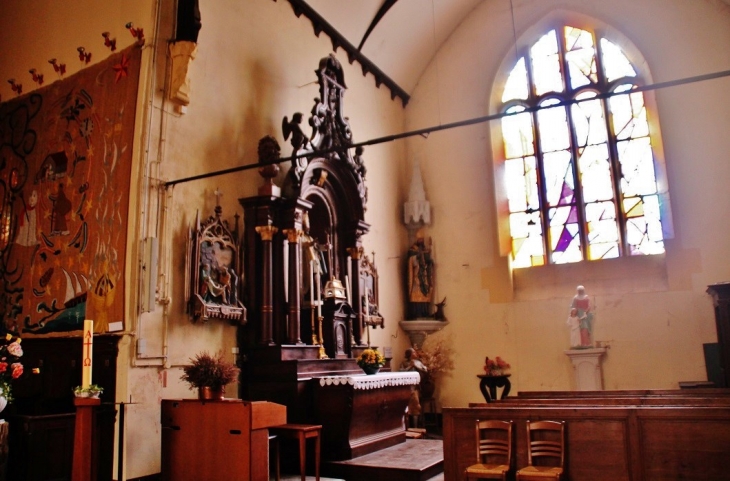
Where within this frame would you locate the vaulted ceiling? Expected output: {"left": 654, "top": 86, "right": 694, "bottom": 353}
{"left": 290, "top": 0, "right": 484, "bottom": 103}
{"left": 283, "top": 0, "right": 730, "bottom": 106}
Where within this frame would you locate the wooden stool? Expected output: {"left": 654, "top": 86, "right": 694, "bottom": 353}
{"left": 270, "top": 423, "right": 322, "bottom": 481}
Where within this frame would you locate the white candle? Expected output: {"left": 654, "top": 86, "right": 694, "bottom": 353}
{"left": 345, "top": 275, "right": 352, "bottom": 306}
{"left": 82, "top": 319, "right": 93, "bottom": 388}
{"left": 316, "top": 271, "right": 322, "bottom": 318}
{"left": 364, "top": 286, "right": 369, "bottom": 320}
{"left": 309, "top": 260, "right": 315, "bottom": 306}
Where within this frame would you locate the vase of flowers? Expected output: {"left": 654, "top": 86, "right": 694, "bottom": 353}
{"left": 0, "top": 333, "right": 24, "bottom": 410}
{"left": 484, "top": 356, "right": 510, "bottom": 376}
{"left": 181, "top": 351, "right": 240, "bottom": 400}
{"left": 356, "top": 348, "right": 385, "bottom": 375}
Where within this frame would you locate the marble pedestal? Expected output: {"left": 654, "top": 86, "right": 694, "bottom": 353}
{"left": 564, "top": 347, "right": 607, "bottom": 391}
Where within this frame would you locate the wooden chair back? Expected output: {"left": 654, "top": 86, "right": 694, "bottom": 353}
{"left": 475, "top": 419, "right": 513, "bottom": 465}
{"left": 525, "top": 420, "right": 564, "bottom": 468}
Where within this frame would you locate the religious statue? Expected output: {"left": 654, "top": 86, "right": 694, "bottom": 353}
{"left": 399, "top": 348, "right": 428, "bottom": 423}
{"left": 407, "top": 233, "right": 434, "bottom": 319}
{"left": 569, "top": 285, "right": 594, "bottom": 348}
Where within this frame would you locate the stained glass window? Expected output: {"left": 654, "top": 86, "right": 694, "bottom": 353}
{"left": 501, "top": 26, "right": 664, "bottom": 267}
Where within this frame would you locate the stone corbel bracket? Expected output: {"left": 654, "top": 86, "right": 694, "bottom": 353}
{"left": 399, "top": 319, "right": 449, "bottom": 349}
{"left": 169, "top": 40, "right": 197, "bottom": 107}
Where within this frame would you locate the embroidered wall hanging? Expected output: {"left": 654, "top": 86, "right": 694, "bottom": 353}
{"left": 0, "top": 44, "right": 142, "bottom": 335}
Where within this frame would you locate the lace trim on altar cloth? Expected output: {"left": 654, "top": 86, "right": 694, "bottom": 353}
{"left": 318, "top": 371, "right": 420, "bottom": 390}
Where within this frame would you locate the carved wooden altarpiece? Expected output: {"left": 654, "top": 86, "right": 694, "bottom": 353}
{"left": 236, "top": 56, "right": 405, "bottom": 452}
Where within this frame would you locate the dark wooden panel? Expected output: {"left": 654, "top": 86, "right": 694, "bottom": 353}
{"left": 444, "top": 404, "right": 730, "bottom": 481}
{"left": 639, "top": 417, "right": 730, "bottom": 481}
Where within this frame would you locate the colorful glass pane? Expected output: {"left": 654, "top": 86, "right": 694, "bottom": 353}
{"left": 505, "top": 156, "right": 539, "bottom": 213}
{"left": 548, "top": 206, "right": 582, "bottom": 264}
{"left": 502, "top": 106, "right": 535, "bottom": 159}
{"left": 543, "top": 150, "right": 574, "bottom": 207}
{"left": 537, "top": 101, "right": 570, "bottom": 153}
{"left": 531, "top": 30, "right": 564, "bottom": 95}
{"left": 600, "top": 38, "right": 636, "bottom": 82}
{"left": 564, "top": 27, "right": 597, "bottom": 89}
{"left": 510, "top": 211, "right": 545, "bottom": 267}
{"left": 578, "top": 144, "right": 614, "bottom": 203}
{"left": 610, "top": 88, "right": 650, "bottom": 141}
{"left": 502, "top": 57, "right": 529, "bottom": 102}
{"left": 623, "top": 195, "right": 664, "bottom": 255}
{"left": 572, "top": 93, "right": 607, "bottom": 147}
{"left": 585, "top": 200, "right": 620, "bottom": 260}
{"left": 617, "top": 137, "right": 658, "bottom": 196}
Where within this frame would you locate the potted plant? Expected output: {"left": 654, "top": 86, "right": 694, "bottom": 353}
{"left": 73, "top": 386, "right": 89, "bottom": 398}
{"left": 181, "top": 351, "right": 240, "bottom": 400}
{"left": 356, "top": 348, "right": 385, "bottom": 375}
{"left": 88, "top": 384, "right": 104, "bottom": 398}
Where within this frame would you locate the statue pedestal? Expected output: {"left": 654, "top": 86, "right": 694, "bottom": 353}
{"left": 399, "top": 319, "right": 449, "bottom": 348}
{"left": 564, "top": 347, "right": 607, "bottom": 391}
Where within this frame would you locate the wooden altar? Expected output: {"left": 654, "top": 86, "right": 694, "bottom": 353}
{"left": 313, "top": 372, "right": 420, "bottom": 460}
{"left": 233, "top": 55, "right": 391, "bottom": 430}
{"left": 160, "top": 399, "right": 286, "bottom": 481}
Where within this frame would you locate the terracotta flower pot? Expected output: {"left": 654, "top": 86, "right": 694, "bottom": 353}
{"left": 198, "top": 386, "right": 225, "bottom": 401}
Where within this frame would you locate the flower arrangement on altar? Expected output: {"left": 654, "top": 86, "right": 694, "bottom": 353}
{"left": 484, "top": 356, "right": 510, "bottom": 376}
{"left": 356, "top": 348, "right": 385, "bottom": 373}
{"left": 0, "top": 333, "right": 24, "bottom": 403}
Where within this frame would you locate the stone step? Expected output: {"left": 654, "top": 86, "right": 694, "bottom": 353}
{"left": 322, "top": 439, "right": 443, "bottom": 481}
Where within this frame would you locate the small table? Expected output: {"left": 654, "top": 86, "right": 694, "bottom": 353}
{"left": 477, "top": 374, "right": 511, "bottom": 402}
{"left": 270, "top": 423, "right": 322, "bottom": 481}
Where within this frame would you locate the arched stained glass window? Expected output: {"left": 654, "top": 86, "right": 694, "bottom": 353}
{"left": 501, "top": 26, "right": 665, "bottom": 268}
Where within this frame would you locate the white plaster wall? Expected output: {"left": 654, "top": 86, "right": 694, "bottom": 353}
{"left": 405, "top": 0, "right": 730, "bottom": 408}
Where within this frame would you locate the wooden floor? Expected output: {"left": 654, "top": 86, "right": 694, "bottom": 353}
{"left": 322, "top": 439, "right": 444, "bottom": 481}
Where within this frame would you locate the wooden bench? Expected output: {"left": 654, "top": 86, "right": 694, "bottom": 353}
{"left": 446, "top": 393, "right": 730, "bottom": 480}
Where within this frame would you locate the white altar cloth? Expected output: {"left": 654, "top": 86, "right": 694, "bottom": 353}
{"left": 318, "top": 371, "right": 420, "bottom": 390}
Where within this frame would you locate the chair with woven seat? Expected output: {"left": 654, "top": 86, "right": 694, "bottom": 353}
{"left": 464, "top": 419, "right": 513, "bottom": 481}
{"left": 516, "top": 420, "right": 565, "bottom": 480}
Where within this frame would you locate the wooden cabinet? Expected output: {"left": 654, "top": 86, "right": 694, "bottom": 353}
{"left": 161, "top": 399, "right": 286, "bottom": 481}
{"left": 707, "top": 282, "right": 730, "bottom": 388}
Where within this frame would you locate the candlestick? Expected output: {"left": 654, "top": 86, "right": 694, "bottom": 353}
{"left": 82, "top": 319, "right": 94, "bottom": 388}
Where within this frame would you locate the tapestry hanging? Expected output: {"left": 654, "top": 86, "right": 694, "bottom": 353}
{"left": 0, "top": 44, "right": 142, "bottom": 335}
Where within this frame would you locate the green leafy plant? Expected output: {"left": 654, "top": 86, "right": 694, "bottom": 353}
{"left": 181, "top": 351, "right": 240, "bottom": 390}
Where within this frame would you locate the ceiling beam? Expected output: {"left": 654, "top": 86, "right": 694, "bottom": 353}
{"left": 273, "top": 0, "right": 410, "bottom": 107}
{"left": 357, "top": 0, "right": 399, "bottom": 51}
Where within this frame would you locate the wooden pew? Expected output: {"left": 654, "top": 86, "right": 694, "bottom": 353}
{"left": 515, "top": 388, "right": 730, "bottom": 398}
{"left": 445, "top": 394, "right": 730, "bottom": 481}
{"left": 471, "top": 395, "right": 730, "bottom": 407}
